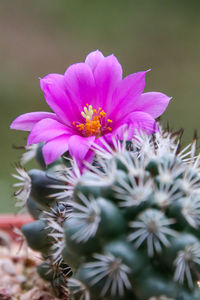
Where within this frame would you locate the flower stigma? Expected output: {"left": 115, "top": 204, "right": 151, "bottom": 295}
{"left": 73, "top": 104, "right": 113, "bottom": 137}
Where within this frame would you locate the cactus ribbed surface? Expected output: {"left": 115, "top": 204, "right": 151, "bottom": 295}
{"left": 13, "top": 128, "right": 200, "bottom": 299}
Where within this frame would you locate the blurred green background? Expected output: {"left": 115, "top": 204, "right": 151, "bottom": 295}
{"left": 1, "top": 0, "right": 200, "bottom": 212}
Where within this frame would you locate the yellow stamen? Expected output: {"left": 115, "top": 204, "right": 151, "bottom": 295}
{"left": 73, "top": 104, "right": 113, "bottom": 137}
{"left": 76, "top": 123, "right": 84, "bottom": 130}
{"left": 100, "top": 110, "right": 106, "bottom": 118}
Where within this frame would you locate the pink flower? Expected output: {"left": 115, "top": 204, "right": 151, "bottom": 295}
{"left": 10, "top": 50, "right": 171, "bottom": 166}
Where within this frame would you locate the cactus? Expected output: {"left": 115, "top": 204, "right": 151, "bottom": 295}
{"left": 12, "top": 127, "right": 200, "bottom": 299}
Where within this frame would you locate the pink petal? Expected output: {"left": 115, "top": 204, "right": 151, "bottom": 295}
{"left": 40, "top": 73, "right": 79, "bottom": 125}
{"left": 85, "top": 50, "right": 104, "bottom": 72}
{"left": 64, "top": 63, "right": 95, "bottom": 110}
{"left": 133, "top": 92, "right": 171, "bottom": 118}
{"left": 42, "top": 134, "right": 71, "bottom": 165}
{"left": 10, "top": 112, "right": 59, "bottom": 131}
{"left": 114, "top": 111, "right": 158, "bottom": 140}
{"left": 94, "top": 54, "right": 122, "bottom": 108}
{"left": 68, "top": 135, "right": 95, "bottom": 164}
{"left": 109, "top": 71, "right": 148, "bottom": 120}
{"left": 83, "top": 149, "right": 95, "bottom": 164}
{"left": 94, "top": 134, "right": 113, "bottom": 149}
{"left": 27, "top": 118, "right": 72, "bottom": 146}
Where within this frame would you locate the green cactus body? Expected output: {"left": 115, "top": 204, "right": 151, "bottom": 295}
{"left": 28, "top": 169, "right": 63, "bottom": 209}
{"left": 12, "top": 131, "right": 200, "bottom": 299}
{"left": 21, "top": 220, "right": 52, "bottom": 253}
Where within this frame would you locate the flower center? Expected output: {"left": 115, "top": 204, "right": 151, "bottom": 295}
{"left": 72, "top": 104, "right": 113, "bottom": 137}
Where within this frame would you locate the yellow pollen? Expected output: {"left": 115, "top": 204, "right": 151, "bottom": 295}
{"left": 100, "top": 110, "right": 106, "bottom": 117}
{"left": 73, "top": 105, "right": 113, "bottom": 137}
{"left": 76, "top": 123, "right": 84, "bottom": 130}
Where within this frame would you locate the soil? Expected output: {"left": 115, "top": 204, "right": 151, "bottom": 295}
{"left": 0, "top": 230, "right": 59, "bottom": 300}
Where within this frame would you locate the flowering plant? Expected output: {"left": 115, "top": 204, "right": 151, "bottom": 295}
{"left": 10, "top": 50, "right": 170, "bottom": 166}
{"left": 11, "top": 52, "right": 200, "bottom": 299}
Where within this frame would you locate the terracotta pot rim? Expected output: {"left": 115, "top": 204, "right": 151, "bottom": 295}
{"left": 0, "top": 214, "right": 33, "bottom": 229}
